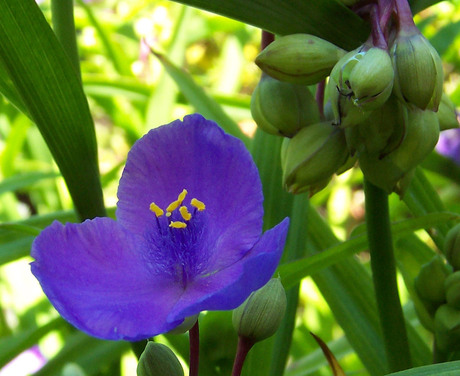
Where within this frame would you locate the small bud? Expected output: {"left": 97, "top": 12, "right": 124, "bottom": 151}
{"left": 167, "top": 314, "right": 199, "bottom": 334}
{"left": 414, "top": 255, "right": 452, "bottom": 307}
{"left": 328, "top": 46, "right": 394, "bottom": 127}
{"left": 137, "top": 342, "right": 184, "bottom": 376}
{"left": 437, "top": 93, "right": 459, "bottom": 131}
{"left": 282, "top": 121, "right": 349, "bottom": 195}
{"left": 255, "top": 34, "right": 346, "bottom": 85}
{"left": 251, "top": 74, "right": 320, "bottom": 137}
{"left": 391, "top": 29, "right": 443, "bottom": 111}
{"left": 232, "top": 278, "right": 287, "bottom": 342}
{"left": 434, "top": 304, "right": 460, "bottom": 353}
{"left": 359, "top": 107, "right": 439, "bottom": 194}
{"left": 445, "top": 223, "right": 460, "bottom": 271}
{"left": 445, "top": 271, "right": 460, "bottom": 309}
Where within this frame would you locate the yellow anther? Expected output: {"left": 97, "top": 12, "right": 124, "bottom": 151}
{"left": 179, "top": 206, "right": 192, "bottom": 221}
{"left": 166, "top": 189, "right": 188, "bottom": 214}
{"left": 169, "top": 221, "right": 187, "bottom": 229}
{"left": 149, "top": 202, "right": 164, "bottom": 217}
{"left": 191, "top": 198, "right": 206, "bottom": 211}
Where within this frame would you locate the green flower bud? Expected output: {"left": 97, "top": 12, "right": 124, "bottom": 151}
{"left": 232, "top": 278, "right": 287, "bottom": 342}
{"left": 251, "top": 74, "right": 320, "bottom": 137}
{"left": 345, "top": 95, "right": 405, "bottom": 157}
{"left": 445, "top": 223, "right": 460, "bottom": 271}
{"left": 359, "top": 107, "right": 439, "bottom": 194}
{"left": 137, "top": 342, "right": 184, "bottom": 376}
{"left": 435, "top": 304, "right": 460, "bottom": 353}
{"left": 414, "top": 255, "right": 452, "bottom": 307}
{"left": 167, "top": 314, "right": 199, "bottom": 334}
{"left": 445, "top": 271, "right": 460, "bottom": 310}
{"left": 328, "top": 46, "right": 394, "bottom": 127}
{"left": 282, "top": 121, "right": 349, "bottom": 195}
{"left": 391, "top": 30, "right": 443, "bottom": 111}
{"left": 437, "top": 93, "right": 459, "bottom": 131}
{"left": 255, "top": 34, "right": 346, "bottom": 85}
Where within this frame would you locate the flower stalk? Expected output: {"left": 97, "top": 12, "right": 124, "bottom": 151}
{"left": 231, "top": 337, "right": 255, "bottom": 376}
{"left": 364, "top": 179, "right": 412, "bottom": 372}
{"left": 188, "top": 321, "right": 200, "bottom": 376}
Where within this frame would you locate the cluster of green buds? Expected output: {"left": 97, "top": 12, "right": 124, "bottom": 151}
{"left": 413, "top": 224, "right": 460, "bottom": 355}
{"left": 251, "top": 0, "right": 459, "bottom": 196}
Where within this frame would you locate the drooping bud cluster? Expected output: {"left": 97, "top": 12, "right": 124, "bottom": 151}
{"left": 251, "top": 0, "right": 459, "bottom": 196}
{"left": 412, "top": 224, "right": 460, "bottom": 355}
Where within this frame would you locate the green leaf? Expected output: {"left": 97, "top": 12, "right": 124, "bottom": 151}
{"left": 0, "top": 0, "right": 105, "bottom": 220}
{"left": 279, "top": 211, "right": 460, "bottom": 290}
{"left": 152, "top": 49, "right": 251, "bottom": 148}
{"left": 384, "top": 360, "right": 460, "bottom": 375}
{"left": 0, "top": 172, "right": 59, "bottom": 196}
{"left": 168, "top": 0, "right": 368, "bottom": 50}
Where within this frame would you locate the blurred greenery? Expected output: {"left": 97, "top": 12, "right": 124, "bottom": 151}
{"left": 0, "top": 0, "right": 459, "bottom": 375}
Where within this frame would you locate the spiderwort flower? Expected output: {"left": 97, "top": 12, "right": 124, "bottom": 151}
{"left": 31, "top": 114, "right": 289, "bottom": 341}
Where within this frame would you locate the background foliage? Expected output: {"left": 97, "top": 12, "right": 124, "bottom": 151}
{"left": 0, "top": 0, "right": 459, "bottom": 375}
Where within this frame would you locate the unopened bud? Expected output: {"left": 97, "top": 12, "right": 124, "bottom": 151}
{"left": 282, "top": 121, "right": 349, "bottom": 195}
{"left": 137, "top": 342, "right": 184, "bottom": 376}
{"left": 256, "top": 34, "right": 346, "bottom": 85}
{"left": 391, "top": 30, "right": 443, "bottom": 111}
{"left": 437, "top": 93, "right": 459, "bottom": 131}
{"left": 445, "top": 223, "right": 460, "bottom": 271}
{"left": 232, "top": 278, "right": 286, "bottom": 342}
{"left": 251, "top": 74, "right": 320, "bottom": 137}
{"left": 359, "top": 107, "right": 439, "bottom": 194}
{"left": 414, "top": 255, "right": 452, "bottom": 307}
{"left": 328, "top": 46, "right": 394, "bottom": 127}
{"left": 445, "top": 271, "right": 460, "bottom": 310}
{"left": 434, "top": 304, "right": 460, "bottom": 353}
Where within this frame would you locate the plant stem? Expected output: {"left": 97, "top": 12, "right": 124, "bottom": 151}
{"left": 189, "top": 321, "right": 200, "bottom": 376}
{"left": 394, "top": 0, "right": 416, "bottom": 32}
{"left": 50, "top": 0, "right": 81, "bottom": 79}
{"left": 364, "top": 179, "right": 412, "bottom": 372}
{"left": 232, "top": 337, "right": 255, "bottom": 376}
{"left": 261, "top": 30, "right": 274, "bottom": 50}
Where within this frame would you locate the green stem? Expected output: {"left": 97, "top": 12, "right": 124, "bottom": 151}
{"left": 51, "top": 0, "right": 81, "bottom": 80}
{"left": 364, "top": 179, "right": 412, "bottom": 372}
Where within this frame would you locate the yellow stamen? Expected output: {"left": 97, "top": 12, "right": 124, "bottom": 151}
{"left": 179, "top": 206, "right": 192, "bottom": 221}
{"left": 191, "top": 198, "right": 206, "bottom": 211}
{"left": 149, "top": 202, "right": 164, "bottom": 217}
{"left": 166, "top": 189, "right": 188, "bottom": 213}
{"left": 169, "top": 221, "right": 187, "bottom": 229}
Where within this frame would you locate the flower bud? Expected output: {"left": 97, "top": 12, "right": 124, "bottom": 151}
{"left": 437, "top": 93, "right": 459, "bottom": 131}
{"left": 251, "top": 74, "right": 320, "bottom": 137}
{"left": 328, "top": 46, "right": 394, "bottom": 128}
{"left": 137, "top": 342, "right": 184, "bottom": 376}
{"left": 445, "top": 223, "right": 460, "bottom": 271}
{"left": 434, "top": 304, "right": 460, "bottom": 353}
{"left": 359, "top": 107, "right": 439, "bottom": 194}
{"left": 232, "top": 278, "right": 286, "bottom": 342}
{"left": 282, "top": 121, "right": 349, "bottom": 195}
{"left": 414, "top": 255, "right": 452, "bottom": 307}
{"left": 445, "top": 271, "right": 460, "bottom": 310}
{"left": 255, "top": 34, "right": 346, "bottom": 85}
{"left": 345, "top": 94, "right": 405, "bottom": 157}
{"left": 391, "top": 30, "right": 443, "bottom": 111}
{"left": 167, "top": 314, "right": 199, "bottom": 334}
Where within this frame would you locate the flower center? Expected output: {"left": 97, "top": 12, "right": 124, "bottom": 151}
{"left": 149, "top": 189, "right": 206, "bottom": 228}
{"left": 146, "top": 189, "right": 208, "bottom": 287}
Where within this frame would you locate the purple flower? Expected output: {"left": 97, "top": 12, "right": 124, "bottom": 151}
{"left": 31, "top": 114, "right": 289, "bottom": 341}
{"left": 436, "top": 128, "right": 460, "bottom": 165}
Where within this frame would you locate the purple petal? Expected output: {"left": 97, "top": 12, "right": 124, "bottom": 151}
{"left": 166, "top": 218, "right": 290, "bottom": 322}
{"left": 31, "top": 218, "right": 184, "bottom": 341}
{"left": 117, "top": 114, "right": 264, "bottom": 267}
{"left": 436, "top": 128, "right": 460, "bottom": 165}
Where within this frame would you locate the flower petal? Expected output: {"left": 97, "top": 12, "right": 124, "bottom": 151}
{"left": 116, "top": 114, "right": 264, "bottom": 268}
{"left": 166, "top": 217, "right": 290, "bottom": 322}
{"left": 31, "top": 218, "right": 184, "bottom": 341}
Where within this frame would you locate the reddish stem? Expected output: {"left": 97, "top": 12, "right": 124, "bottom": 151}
{"left": 316, "top": 80, "right": 325, "bottom": 119}
{"left": 370, "top": 4, "right": 388, "bottom": 49}
{"left": 231, "top": 336, "right": 255, "bottom": 376}
{"left": 261, "top": 30, "right": 275, "bottom": 50}
{"left": 189, "top": 321, "right": 200, "bottom": 376}
{"left": 394, "top": 0, "right": 416, "bottom": 32}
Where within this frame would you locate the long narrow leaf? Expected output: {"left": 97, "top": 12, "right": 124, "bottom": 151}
{"left": 0, "top": 0, "right": 105, "bottom": 220}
